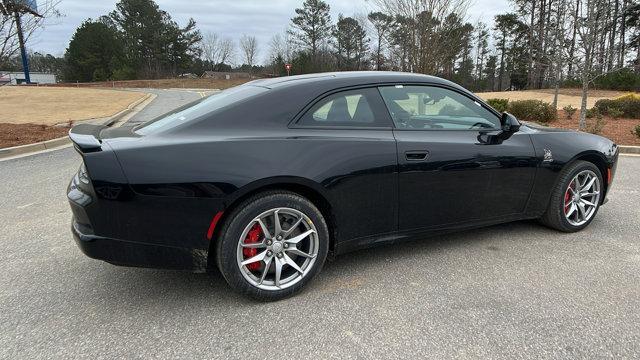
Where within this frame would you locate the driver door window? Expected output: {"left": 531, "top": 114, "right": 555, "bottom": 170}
{"left": 378, "top": 85, "right": 500, "bottom": 130}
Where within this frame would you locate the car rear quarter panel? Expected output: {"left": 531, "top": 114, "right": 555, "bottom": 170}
{"left": 108, "top": 128, "right": 399, "bottom": 246}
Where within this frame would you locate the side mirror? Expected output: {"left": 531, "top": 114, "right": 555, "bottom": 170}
{"left": 478, "top": 112, "right": 521, "bottom": 145}
{"left": 501, "top": 112, "right": 521, "bottom": 133}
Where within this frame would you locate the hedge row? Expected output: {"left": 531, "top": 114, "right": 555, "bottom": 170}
{"left": 594, "top": 94, "right": 640, "bottom": 119}
{"left": 486, "top": 98, "right": 557, "bottom": 124}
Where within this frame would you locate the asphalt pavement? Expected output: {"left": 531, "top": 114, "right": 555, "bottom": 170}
{"left": 1, "top": 91, "right": 639, "bottom": 359}
{"left": 125, "top": 88, "right": 210, "bottom": 124}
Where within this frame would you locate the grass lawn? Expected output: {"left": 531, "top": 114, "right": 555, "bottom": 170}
{"left": 0, "top": 87, "right": 145, "bottom": 125}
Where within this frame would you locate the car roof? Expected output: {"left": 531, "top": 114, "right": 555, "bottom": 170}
{"left": 246, "top": 71, "right": 455, "bottom": 90}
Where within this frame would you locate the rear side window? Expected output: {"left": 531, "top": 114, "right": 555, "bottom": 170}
{"left": 299, "top": 88, "right": 390, "bottom": 128}
{"left": 136, "top": 85, "right": 267, "bottom": 135}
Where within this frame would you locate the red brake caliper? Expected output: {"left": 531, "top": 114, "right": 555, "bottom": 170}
{"left": 564, "top": 181, "right": 574, "bottom": 214}
{"left": 243, "top": 223, "right": 263, "bottom": 271}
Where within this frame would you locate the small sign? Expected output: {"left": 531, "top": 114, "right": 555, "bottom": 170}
{"left": 285, "top": 63, "right": 292, "bottom": 76}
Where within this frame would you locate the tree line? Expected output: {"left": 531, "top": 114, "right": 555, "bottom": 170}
{"left": 2, "top": 0, "right": 640, "bottom": 100}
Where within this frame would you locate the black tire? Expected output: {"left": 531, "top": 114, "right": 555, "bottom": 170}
{"left": 215, "top": 191, "right": 329, "bottom": 301}
{"left": 539, "top": 160, "right": 603, "bottom": 232}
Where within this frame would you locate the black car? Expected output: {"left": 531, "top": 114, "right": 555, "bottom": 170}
{"left": 68, "top": 72, "right": 619, "bottom": 300}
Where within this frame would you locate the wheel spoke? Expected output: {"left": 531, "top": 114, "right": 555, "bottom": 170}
{"left": 274, "top": 257, "right": 283, "bottom": 288}
{"left": 285, "top": 229, "right": 315, "bottom": 245}
{"left": 273, "top": 210, "right": 282, "bottom": 236}
{"left": 575, "top": 176, "right": 584, "bottom": 191}
{"left": 583, "top": 176, "right": 597, "bottom": 192}
{"left": 256, "top": 218, "right": 272, "bottom": 240}
{"left": 581, "top": 199, "right": 596, "bottom": 207}
{"left": 258, "top": 256, "right": 272, "bottom": 285}
{"left": 566, "top": 203, "right": 577, "bottom": 217}
{"left": 581, "top": 191, "right": 600, "bottom": 197}
{"left": 577, "top": 202, "right": 587, "bottom": 221}
{"left": 241, "top": 242, "right": 266, "bottom": 249}
{"left": 286, "top": 247, "right": 315, "bottom": 259}
{"left": 283, "top": 254, "right": 303, "bottom": 274}
{"left": 241, "top": 250, "right": 267, "bottom": 266}
{"left": 283, "top": 217, "right": 304, "bottom": 237}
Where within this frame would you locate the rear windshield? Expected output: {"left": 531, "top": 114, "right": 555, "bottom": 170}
{"left": 135, "top": 85, "right": 267, "bottom": 135}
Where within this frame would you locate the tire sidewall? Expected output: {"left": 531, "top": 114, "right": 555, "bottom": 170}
{"left": 217, "top": 192, "right": 329, "bottom": 301}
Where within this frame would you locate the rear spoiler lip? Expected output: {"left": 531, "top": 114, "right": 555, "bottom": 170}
{"left": 68, "top": 124, "right": 107, "bottom": 153}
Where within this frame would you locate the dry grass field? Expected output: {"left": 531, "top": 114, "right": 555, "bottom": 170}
{"left": 477, "top": 89, "right": 629, "bottom": 108}
{"left": 0, "top": 87, "right": 145, "bottom": 125}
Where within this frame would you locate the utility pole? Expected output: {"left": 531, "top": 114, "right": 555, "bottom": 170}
{"left": 13, "top": 11, "right": 31, "bottom": 84}
{"left": 1, "top": 1, "right": 42, "bottom": 85}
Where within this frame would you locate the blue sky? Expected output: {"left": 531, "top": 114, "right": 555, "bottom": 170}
{"left": 29, "top": 0, "right": 511, "bottom": 62}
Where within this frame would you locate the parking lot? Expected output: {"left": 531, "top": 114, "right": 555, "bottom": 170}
{"left": 1, "top": 91, "right": 639, "bottom": 358}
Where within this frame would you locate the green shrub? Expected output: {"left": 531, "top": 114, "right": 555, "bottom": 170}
{"left": 507, "top": 100, "right": 557, "bottom": 124}
{"left": 586, "top": 107, "right": 602, "bottom": 119}
{"left": 609, "top": 107, "right": 624, "bottom": 119}
{"left": 633, "top": 125, "right": 640, "bottom": 139}
{"left": 616, "top": 94, "right": 640, "bottom": 118}
{"left": 595, "top": 94, "right": 640, "bottom": 118}
{"left": 486, "top": 98, "right": 509, "bottom": 113}
{"left": 594, "top": 99, "right": 617, "bottom": 114}
{"left": 563, "top": 105, "right": 577, "bottom": 119}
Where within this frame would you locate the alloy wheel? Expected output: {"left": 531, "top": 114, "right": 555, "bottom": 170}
{"left": 563, "top": 170, "right": 601, "bottom": 226}
{"left": 236, "top": 207, "right": 319, "bottom": 291}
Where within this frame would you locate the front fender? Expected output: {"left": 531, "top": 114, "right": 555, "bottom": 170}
{"left": 525, "top": 128, "right": 618, "bottom": 216}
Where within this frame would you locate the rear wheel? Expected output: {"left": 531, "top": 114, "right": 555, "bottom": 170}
{"left": 540, "top": 160, "right": 603, "bottom": 232}
{"left": 216, "top": 191, "right": 329, "bottom": 301}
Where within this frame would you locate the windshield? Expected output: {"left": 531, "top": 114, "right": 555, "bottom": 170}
{"left": 135, "top": 85, "right": 267, "bottom": 135}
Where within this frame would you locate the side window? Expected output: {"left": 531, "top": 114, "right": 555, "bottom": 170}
{"left": 299, "top": 88, "right": 389, "bottom": 127}
{"left": 378, "top": 85, "right": 501, "bottom": 130}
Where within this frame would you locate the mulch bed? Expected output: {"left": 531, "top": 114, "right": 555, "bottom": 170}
{"left": 0, "top": 123, "right": 71, "bottom": 149}
{"left": 549, "top": 110, "right": 640, "bottom": 146}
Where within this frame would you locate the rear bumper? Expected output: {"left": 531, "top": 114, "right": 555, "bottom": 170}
{"left": 72, "top": 220, "right": 208, "bottom": 271}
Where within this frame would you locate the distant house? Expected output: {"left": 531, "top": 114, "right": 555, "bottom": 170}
{"left": 201, "top": 71, "right": 251, "bottom": 80}
{"left": 0, "top": 71, "right": 57, "bottom": 85}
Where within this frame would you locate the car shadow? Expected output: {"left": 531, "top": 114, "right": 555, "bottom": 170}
{"left": 83, "top": 219, "right": 561, "bottom": 307}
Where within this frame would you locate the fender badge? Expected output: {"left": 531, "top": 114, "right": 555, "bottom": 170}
{"left": 543, "top": 149, "right": 554, "bottom": 163}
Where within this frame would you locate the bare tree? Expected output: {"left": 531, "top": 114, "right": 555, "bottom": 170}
{"left": 200, "top": 31, "right": 235, "bottom": 71}
{"left": 571, "top": 0, "right": 608, "bottom": 130}
{"left": 0, "top": 0, "right": 62, "bottom": 67}
{"left": 269, "top": 30, "right": 295, "bottom": 63}
{"left": 550, "top": 0, "right": 570, "bottom": 109}
{"left": 239, "top": 34, "right": 258, "bottom": 75}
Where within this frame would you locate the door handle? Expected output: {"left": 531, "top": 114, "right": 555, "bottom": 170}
{"left": 405, "top": 151, "right": 430, "bottom": 161}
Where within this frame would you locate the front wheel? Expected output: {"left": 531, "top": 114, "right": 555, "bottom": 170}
{"left": 216, "top": 191, "right": 329, "bottom": 301}
{"left": 540, "top": 160, "right": 603, "bottom": 232}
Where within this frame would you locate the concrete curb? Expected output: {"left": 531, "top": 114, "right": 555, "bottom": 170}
{"left": 619, "top": 145, "right": 640, "bottom": 155}
{"left": 0, "top": 93, "right": 154, "bottom": 161}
